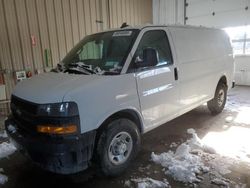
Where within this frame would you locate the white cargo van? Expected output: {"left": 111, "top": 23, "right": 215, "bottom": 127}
{"left": 5, "top": 25, "right": 234, "bottom": 175}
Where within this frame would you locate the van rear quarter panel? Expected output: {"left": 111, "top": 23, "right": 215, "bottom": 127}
{"left": 169, "top": 27, "right": 233, "bottom": 109}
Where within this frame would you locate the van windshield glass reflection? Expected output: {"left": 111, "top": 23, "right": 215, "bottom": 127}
{"left": 55, "top": 30, "right": 138, "bottom": 75}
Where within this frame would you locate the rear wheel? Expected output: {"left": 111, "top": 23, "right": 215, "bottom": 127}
{"left": 96, "top": 118, "right": 141, "bottom": 176}
{"left": 207, "top": 82, "right": 227, "bottom": 115}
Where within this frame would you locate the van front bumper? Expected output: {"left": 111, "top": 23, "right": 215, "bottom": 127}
{"left": 5, "top": 116, "right": 96, "bottom": 174}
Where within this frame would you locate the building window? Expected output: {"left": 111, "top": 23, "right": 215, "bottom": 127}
{"left": 224, "top": 25, "right": 250, "bottom": 55}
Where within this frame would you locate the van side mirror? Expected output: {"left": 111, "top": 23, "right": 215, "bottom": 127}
{"left": 135, "top": 48, "right": 158, "bottom": 68}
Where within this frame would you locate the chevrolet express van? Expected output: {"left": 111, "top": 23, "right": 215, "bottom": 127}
{"left": 5, "top": 25, "right": 234, "bottom": 176}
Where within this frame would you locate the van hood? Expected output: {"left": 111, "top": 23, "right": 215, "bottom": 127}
{"left": 12, "top": 72, "right": 102, "bottom": 104}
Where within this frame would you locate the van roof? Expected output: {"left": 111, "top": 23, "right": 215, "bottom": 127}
{"left": 104, "top": 24, "right": 222, "bottom": 32}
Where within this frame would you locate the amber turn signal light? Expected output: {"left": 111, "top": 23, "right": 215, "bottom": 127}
{"left": 37, "top": 124, "right": 77, "bottom": 134}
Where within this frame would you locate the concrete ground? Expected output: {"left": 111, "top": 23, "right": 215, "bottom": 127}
{"left": 1, "top": 86, "right": 250, "bottom": 188}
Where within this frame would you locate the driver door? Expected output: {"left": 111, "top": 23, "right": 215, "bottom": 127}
{"left": 131, "top": 29, "right": 180, "bottom": 130}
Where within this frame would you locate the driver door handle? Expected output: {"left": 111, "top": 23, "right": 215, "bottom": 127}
{"left": 174, "top": 67, "right": 178, "bottom": 81}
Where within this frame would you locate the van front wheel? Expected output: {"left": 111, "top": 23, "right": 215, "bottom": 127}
{"left": 96, "top": 118, "right": 141, "bottom": 176}
{"left": 207, "top": 83, "right": 227, "bottom": 115}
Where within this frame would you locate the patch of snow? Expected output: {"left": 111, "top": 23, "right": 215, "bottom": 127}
{"left": 0, "top": 169, "right": 8, "bottom": 185}
{"left": 222, "top": 125, "right": 229, "bottom": 129}
{"left": 235, "top": 184, "right": 247, "bottom": 188}
{"left": 211, "top": 178, "right": 230, "bottom": 187}
{"left": 153, "top": 170, "right": 158, "bottom": 174}
{"left": 152, "top": 143, "right": 208, "bottom": 183}
{"left": 0, "top": 142, "right": 16, "bottom": 159}
{"left": 225, "top": 116, "right": 233, "bottom": 123}
{"left": 0, "top": 173, "right": 8, "bottom": 185}
{"left": 187, "top": 128, "right": 196, "bottom": 135}
{"left": 186, "top": 130, "right": 203, "bottom": 150}
{"left": 7, "top": 124, "right": 16, "bottom": 134}
{"left": 124, "top": 180, "right": 132, "bottom": 187}
{"left": 131, "top": 178, "right": 170, "bottom": 188}
{"left": 186, "top": 129, "right": 215, "bottom": 154}
{"left": 151, "top": 128, "right": 237, "bottom": 186}
{"left": 0, "top": 131, "right": 8, "bottom": 138}
{"left": 169, "top": 142, "right": 178, "bottom": 148}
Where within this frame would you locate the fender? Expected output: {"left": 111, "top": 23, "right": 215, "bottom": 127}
{"left": 95, "top": 106, "right": 145, "bottom": 133}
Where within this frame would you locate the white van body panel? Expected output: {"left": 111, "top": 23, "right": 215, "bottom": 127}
{"left": 12, "top": 72, "right": 85, "bottom": 103}
{"left": 11, "top": 25, "right": 234, "bottom": 134}
{"left": 63, "top": 73, "right": 142, "bottom": 133}
{"left": 168, "top": 26, "right": 234, "bottom": 115}
{"left": 13, "top": 73, "right": 142, "bottom": 133}
{"left": 126, "top": 27, "right": 180, "bottom": 131}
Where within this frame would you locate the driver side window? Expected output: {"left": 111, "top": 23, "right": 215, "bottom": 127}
{"left": 131, "top": 30, "right": 173, "bottom": 70}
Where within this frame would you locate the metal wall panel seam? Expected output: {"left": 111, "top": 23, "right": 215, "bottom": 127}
{"left": 76, "top": 0, "right": 83, "bottom": 38}
{"left": 3, "top": 1, "right": 21, "bottom": 70}
{"left": 90, "top": 0, "right": 97, "bottom": 32}
{"left": 45, "top": 0, "right": 60, "bottom": 66}
{"left": 13, "top": 0, "right": 26, "bottom": 70}
{"left": 69, "top": 0, "right": 75, "bottom": 48}
{"left": 81, "top": 0, "right": 87, "bottom": 36}
{"left": 62, "top": 0, "right": 70, "bottom": 52}
{"left": 108, "top": 0, "right": 112, "bottom": 28}
{"left": 34, "top": 0, "right": 46, "bottom": 70}
{"left": 24, "top": 0, "right": 36, "bottom": 72}
{"left": 0, "top": 0, "right": 13, "bottom": 70}
{"left": 116, "top": 0, "right": 121, "bottom": 27}
{"left": 53, "top": 0, "right": 63, "bottom": 60}
{"left": 25, "top": 0, "right": 44, "bottom": 71}
{"left": 44, "top": 0, "right": 53, "bottom": 66}
{"left": 70, "top": 0, "right": 80, "bottom": 45}
{"left": 83, "top": 0, "right": 91, "bottom": 35}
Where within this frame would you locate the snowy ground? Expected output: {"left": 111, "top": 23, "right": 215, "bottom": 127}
{"left": 124, "top": 86, "right": 250, "bottom": 188}
{"left": 124, "top": 128, "right": 247, "bottom": 188}
{"left": 1, "top": 86, "right": 250, "bottom": 188}
{"left": 125, "top": 178, "right": 170, "bottom": 188}
{"left": 0, "top": 130, "right": 16, "bottom": 185}
{"left": 150, "top": 129, "right": 245, "bottom": 188}
{"left": 0, "top": 131, "right": 7, "bottom": 139}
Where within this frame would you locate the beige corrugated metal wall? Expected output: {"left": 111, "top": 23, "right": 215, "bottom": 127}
{"left": 0, "top": 0, "right": 152, "bottom": 114}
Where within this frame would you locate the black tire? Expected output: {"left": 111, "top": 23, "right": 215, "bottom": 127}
{"left": 96, "top": 118, "right": 141, "bottom": 176}
{"left": 207, "top": 82, "right": 227, "bottom": 115}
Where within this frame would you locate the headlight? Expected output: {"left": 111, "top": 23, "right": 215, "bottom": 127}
{"left": 37, "top": 102, "right": 78, "bottom": 117}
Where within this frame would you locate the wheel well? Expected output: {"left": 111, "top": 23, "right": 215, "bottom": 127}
{"left": 92, "top": 110, "right": 142, "bottom": 160}
{"left": 218, "top": 75, "right": 227, "bottom": 87}
{"left": 97, "top": 110, "right": 143, "bottom": 135}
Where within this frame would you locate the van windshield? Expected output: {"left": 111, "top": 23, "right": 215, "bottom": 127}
{"left": 58, "top": 29, "right": 139, "bottom": 75}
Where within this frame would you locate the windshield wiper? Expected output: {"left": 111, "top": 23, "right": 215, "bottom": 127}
{"left": 64, "top": 68, "right": 92, "bottom": 75}
{"left": 67, "top": 62, "right": 96, "bottom": 74}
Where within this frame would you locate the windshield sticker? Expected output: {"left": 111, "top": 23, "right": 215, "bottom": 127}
{"left": 113, "top": 31, "right": 132, "bottom": 37}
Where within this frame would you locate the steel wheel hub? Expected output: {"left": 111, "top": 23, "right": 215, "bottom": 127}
{"left": 108, "top": 131, "right": 133, "bottom": 165}
{"left": 217, "top": 89, "right": 225, "bottom": 107}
